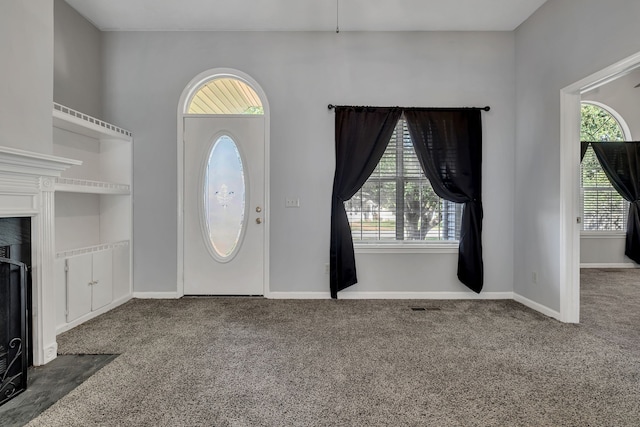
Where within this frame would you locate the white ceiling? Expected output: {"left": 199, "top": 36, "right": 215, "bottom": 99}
{"left": 65, "top": 0, "right": 549, "bottom": 32}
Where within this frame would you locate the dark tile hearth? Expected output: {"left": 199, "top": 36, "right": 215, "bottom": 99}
{"left": 0, "top": 354, "right": 117, "bottom": 427}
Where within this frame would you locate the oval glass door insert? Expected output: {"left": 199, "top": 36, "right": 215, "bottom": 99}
{"left": 204, "top": 135, "right": 246, "bottom": 261}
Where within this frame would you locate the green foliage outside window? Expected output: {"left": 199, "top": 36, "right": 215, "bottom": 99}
{"left": 346, "top": 118, "right": 461, "bottom": 241}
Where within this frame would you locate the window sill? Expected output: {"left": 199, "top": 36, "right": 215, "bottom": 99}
{"left": 354, "top": 242, "right": 459, "bottom": 254}
{"left": 580, "top": 231, "right": 626, "bottom": 239}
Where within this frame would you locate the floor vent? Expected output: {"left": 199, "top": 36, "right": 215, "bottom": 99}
{"left": 410, "top": 307, "right": 441, "bottom": 311}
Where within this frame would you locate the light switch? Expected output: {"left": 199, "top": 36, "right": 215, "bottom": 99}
{"left": 285, "top": 197, "right": 300, "bottom": 208}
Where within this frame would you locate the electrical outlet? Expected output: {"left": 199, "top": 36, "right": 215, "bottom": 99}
{"left": 325, "top": 263, "right": 330, "bottom": 275}
{"left": 285, "top": 197, "right": 300, "bottom": 208}
{"left": 532, "top": 271, "right": 538, "bottom": 284}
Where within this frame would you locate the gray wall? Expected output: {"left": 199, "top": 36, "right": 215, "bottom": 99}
{"left": 54, "top": 0, "right": 102, "bottom": 119}
{"left": 0, "top": 0, "right": 54, "bottom": 154}
{"left": 514, "top": 0, "right": 640, "bottom": 310}
{"left": 101, "top": 31, "right": 516, "bottom": 294}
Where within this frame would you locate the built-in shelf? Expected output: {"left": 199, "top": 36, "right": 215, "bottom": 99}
{"left": 53, "top": 103, "right": 132, "bottom": 140}
{"left": 52, "top": 103, "right": 133, "bottom": 337}
{"left": 56, "top": 240, "right": 129, "bottom": 259}
{"left": 55, "top": 177, "right": 130, "bottom": 195}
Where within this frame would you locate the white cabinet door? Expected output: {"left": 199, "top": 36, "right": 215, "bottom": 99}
{"left": 65, "top": 249, "right": 114, "bottom": 322}
{"left": 66, "top": 253, "right": 93, "bottom": 322}
{"left": 91, "top": 250, "right": 113, "bottom": 310}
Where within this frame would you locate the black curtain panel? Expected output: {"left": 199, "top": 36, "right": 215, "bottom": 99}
{"left": 581, "top": 141, "right": 590, "bottom": 161}
{"left": 404, "top": 109, "right": 484, "bottom": 293}
{"left": 330, "top": 106, "right": 402, "bottom": 298}
{"left": 590, "top": 142, "right": 640, "bottom": 263}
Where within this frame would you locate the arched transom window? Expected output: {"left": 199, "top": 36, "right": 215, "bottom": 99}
{"left": 187, "top": 78, "right": 263, "bottom": 115}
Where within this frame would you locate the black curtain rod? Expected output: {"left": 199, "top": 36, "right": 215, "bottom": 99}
{"left": 327, "top": 104, "right": 490, "bottom": 111}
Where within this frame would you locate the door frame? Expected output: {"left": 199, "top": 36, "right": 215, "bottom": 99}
{"left": 177, "top": 68, "right": 270, "bottom": 297}
{"left": 559, "top": 51, "right": 640, "bottom": 323}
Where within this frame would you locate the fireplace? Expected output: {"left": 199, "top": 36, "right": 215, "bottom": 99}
{"left": 0, "top": 146, "right": 77, "bottom": 373}
{"left": 0, "top": 218, "right": 30, "bottom": 405}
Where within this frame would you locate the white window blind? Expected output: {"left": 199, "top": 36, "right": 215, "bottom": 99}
{"left": 580, "top": 103, "right": 629, "bottom": 232}
{"left": 345, "top": 117, "right": 462, "bottom": 242}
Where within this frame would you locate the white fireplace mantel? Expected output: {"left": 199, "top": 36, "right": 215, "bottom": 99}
{"left": 0, "top": 145, "right": 80, "bottom": 365}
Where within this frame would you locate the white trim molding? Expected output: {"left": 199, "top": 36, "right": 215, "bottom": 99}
{"left": 266, "top": 292, "right": 332, "bottom": 299}
{"left": 580, "top": 263, "right": 639, "bottom": 269}
{"left": 339, "top": 291, "right": 513, "bottom": 299}
{"left": 267, "top": 291, "right": 513, "bottom": 300}
{"left": 580, "top": 231, "right": 626, "bottom": 239}
{"left": 133, "top": 291, "right": 182, "bottom": 299}
{"left": 513, "top": 293, "right": 561, "bottom": 321}
{"left": 355, "top": 243, "right": 459, "bottom": 254}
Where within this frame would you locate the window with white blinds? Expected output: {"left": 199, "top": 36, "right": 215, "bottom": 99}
{"left": 345, "top": 117, "right": 462, "bottom": 242}
{"left": 580, "top": 102, "right": 629, "bottom": 232}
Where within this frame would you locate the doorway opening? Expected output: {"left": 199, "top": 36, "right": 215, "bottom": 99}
{"left": 560, "top": 51, "right": 640, "bottom": 322}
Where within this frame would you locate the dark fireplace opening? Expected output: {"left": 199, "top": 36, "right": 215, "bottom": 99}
{"left": 0, "top": 217, "right": 31, "bottom": 406}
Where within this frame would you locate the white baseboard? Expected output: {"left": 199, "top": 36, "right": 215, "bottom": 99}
{"left": 513, "top": 293, "right": 561, "bottom": 321}
{"left": 266, "top": 292, "right": 331, "bottom": 299}
{"left": 266, "top": 291, "right": 513, "bottom": 300}
{"left": 56, "top": 294, "right": 133, "bottom": 335}
{"left": 42, "top": 343, "right": 58, "bottom": 365}
{"left": 132, "top": 291, "right": 182, "bottom": 299}
{"left": 580, "top": 263, "right": 639, "bottom": 269}
{"left": 339, "top": 291, "right": 514, "bottom": 299}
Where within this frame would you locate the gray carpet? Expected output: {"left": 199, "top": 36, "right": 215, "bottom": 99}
{"left": 27, "top": 270, "right": 640, "bottom": 426}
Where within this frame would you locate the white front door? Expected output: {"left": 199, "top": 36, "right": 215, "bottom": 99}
{"left": 183, "top": 116, "right": 265, "bottom": 295}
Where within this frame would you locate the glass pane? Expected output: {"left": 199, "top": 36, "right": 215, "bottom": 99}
{"left": 188, "top": 78, "right": 263, "bottom": 115}
{"left": 580, "top": 103, "right": 627, "bottom": 231}
{"left": 582, "top": 188, "right": 628, "bottom": 231}
{"left": 361, "top": 182, "right": 382, "bottom": 241}
{"left": 580, "top": 104, "right": 624, "bottom": 142}
{"left": 204, "top": 135, "right": 246, "bottom": 259}
{"left": 346, "top": 117, "right": 463, "bottom": 243}
{"left": 581, "top": 147, "right": 612, "bottom": 188}
{"left": 402, "top": 122, "right": 423, "bottom": 178}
